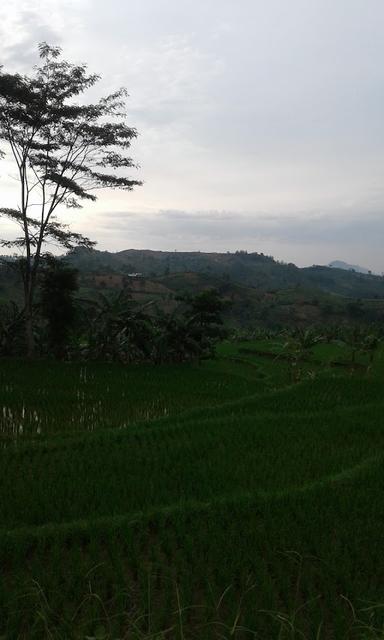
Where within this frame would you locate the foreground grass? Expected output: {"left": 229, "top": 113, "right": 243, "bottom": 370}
{"left": 8, "top": 575, "right": 384, "bottom": 640}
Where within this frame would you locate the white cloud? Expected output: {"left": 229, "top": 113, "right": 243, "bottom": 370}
{"left": 0, "top": 1, "right": 90, "bottom": 68}
{"left": 63, "top": 207, "right": 383, "bottom": 273}
{"left": 1, "top": 0, "right": 384, "bottom": 269}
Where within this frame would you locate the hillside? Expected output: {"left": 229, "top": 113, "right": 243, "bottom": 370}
{"left": 61, "top": 248, "right": 384, "bottom": 328}
{"left": 75, "top": 269, "right": 384, "bottom": 329}
{"left": 3, "top": 250, "right": 384, "bottom": 329}
{"left": 65, "top": 247, "right": 384, "bottom": 299}
{"left": 154, "top": 272, "right": 384, "bottom": 327}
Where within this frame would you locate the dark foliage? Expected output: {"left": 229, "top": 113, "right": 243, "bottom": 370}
{"left": 39, "top": 257, "right": 78, "bottom": 358}
{"left": 0, "top": 284, "right": 228, "bottom": 364}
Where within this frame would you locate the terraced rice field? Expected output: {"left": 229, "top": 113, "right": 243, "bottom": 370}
{"left": 0, "top": 342, "right": 383, "bottom": 638}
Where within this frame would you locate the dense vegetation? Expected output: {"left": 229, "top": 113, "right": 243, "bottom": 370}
{"left": 63, "top": 247, "right": 384, "bottom": 300}
{"left": 0, "top": 257, "right": 228, "bottom": 362}
{"left": 1, "top": 338, "right": 384, "bottom": 638}
{"left": 2, "top": 254, "right": 384, "bottom": 343}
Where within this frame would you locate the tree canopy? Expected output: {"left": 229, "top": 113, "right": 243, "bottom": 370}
{"left": 0, "top": 43, "right": 142, "bottom": 354}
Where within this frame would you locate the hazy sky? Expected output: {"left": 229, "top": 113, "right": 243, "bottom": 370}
{"left": 1, "top": 0, "right": 384, "bottom": 270}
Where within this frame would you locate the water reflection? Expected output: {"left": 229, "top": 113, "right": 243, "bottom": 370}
{"left": 0, "top": 365, "right": 175, "bottom": 440}
{"left": 0, "top": 396, "right": 168, "bottom": 440}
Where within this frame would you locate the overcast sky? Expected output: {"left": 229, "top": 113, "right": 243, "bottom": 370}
{"left": 1, "top": 0, "right": 384, "bottom": 270}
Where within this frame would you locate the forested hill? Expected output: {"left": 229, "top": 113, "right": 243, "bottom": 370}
{"left": 65, "top": 247, "right": 384, "bottom": 299}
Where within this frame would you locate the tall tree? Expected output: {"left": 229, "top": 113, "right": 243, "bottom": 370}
{"left": 0, "top": 43, "right": 142, "bottom": 355}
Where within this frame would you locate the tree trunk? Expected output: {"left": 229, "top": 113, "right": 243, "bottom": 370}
{"left": 23, "top": 261, "right": 36, "bottom": 359}
{"left": 22, "top": 250, "right": 40, "bottom": 359}
{"left": 25, "top": 301, "right": 35, "bottom": 358}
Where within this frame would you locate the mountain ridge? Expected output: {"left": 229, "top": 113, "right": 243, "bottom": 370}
{"left": 64, "top": 247, "right": 384, "bottom": 300}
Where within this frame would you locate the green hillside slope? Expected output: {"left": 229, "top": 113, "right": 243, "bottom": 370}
{"left": 65, "top": 247, "right": 384, "bottom": 299}
{"left": 3, "top": 250, "right": 384, "bottom": 329}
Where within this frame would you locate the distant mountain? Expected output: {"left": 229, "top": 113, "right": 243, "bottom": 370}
{"left": 329, "top": 260, "right": 373, "bottom": 275}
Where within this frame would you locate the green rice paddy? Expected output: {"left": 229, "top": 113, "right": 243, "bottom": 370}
{"left": 0, "top": 341, "right": 383, "bottom": 638}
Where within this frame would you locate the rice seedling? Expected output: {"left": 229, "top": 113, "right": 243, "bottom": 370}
{"left": 0, "top": 342, "right": 383, "bottom": 638}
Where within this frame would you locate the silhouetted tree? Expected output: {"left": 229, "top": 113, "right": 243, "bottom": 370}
{"left": 0, "top": 43, "right": 142, "bottom": 356}
{"left": 0, "top": 300, "right": 24, "bottom": 356}
{"left": 181, "top": 289, "right": 228, "bottom": 359}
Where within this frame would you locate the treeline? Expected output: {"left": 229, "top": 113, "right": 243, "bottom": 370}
{"left": 0, "top": 257, "right": 227, "bottom": 363}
